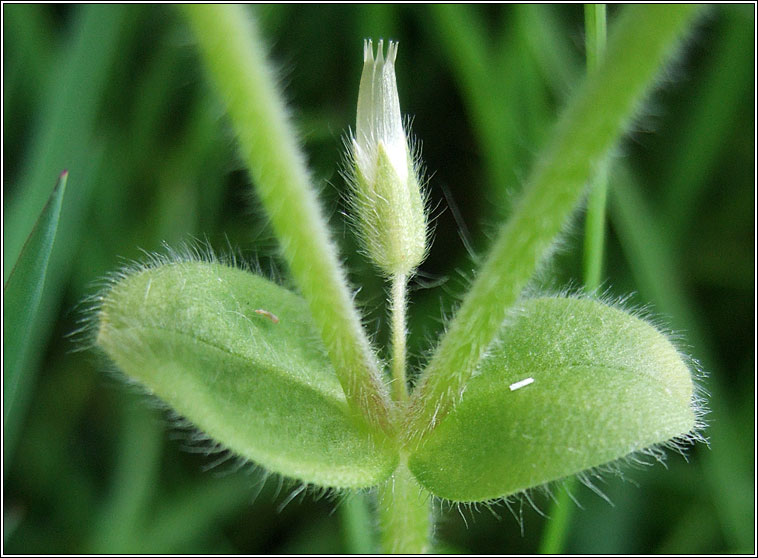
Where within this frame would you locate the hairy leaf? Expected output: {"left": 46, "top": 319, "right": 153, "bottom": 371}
{"left": 96, "top": 260, "right": 398, "bottom": 488}
{"left": 407, "top": 297, "right": 698, "bottom": 502}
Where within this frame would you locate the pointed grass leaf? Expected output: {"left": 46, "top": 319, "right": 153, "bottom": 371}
{"left": 4, "top": 171, "right": 67, "bottom": 425}
{"left": 407, "top": 297, "right": 699, "bottom": 502}
{"left": 96, "top": 260, "right": 398, "bottom": 488}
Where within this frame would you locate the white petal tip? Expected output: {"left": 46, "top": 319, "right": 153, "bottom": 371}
{"left": 387, "top": 40, "right": 398, "bottom": 64}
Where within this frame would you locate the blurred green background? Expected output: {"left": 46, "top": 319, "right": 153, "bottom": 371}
{"left": 3, "top": 4, "right": 754, "bottom": 554}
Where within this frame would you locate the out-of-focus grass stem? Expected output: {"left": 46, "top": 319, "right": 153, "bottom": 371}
{"left": 540, "top": 5, "right": 606, "bottom": 553}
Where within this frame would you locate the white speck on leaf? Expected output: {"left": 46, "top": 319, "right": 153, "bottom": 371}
{"left": 509, "top": 377, "right": 534, "bottom": 391}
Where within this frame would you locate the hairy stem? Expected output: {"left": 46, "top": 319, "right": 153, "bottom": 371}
{"left": 390, "top": 273, "right": 409, "bottom": 402}
{"left": 406, "top": 4, "right": 703, "bottom": 442}
{"left": 182, "top": 5, "right": 393, "bottom": 433}
{"left": 378, "top": 460, "right": 431, "bottom": 554}
{"left": 541, "top": 5, "right": 608, "bottom": 554}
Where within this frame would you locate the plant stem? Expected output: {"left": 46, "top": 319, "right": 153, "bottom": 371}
{"left": 583, "top": 161, "right": 610, "bottom": 289}
{"left": 383, "top": 270, "right": 429, "bottom": 553}
{"left": 340, "top": 492, "right": 376, "bottom": 554}
{"left": 541, "top": 6, "right": 607, "bottom": 554}
{"left": 584, "top": 4, "right": 607, "bottom": 76}
{"left": 538, "top": 482, "right": 576, "bottom": 554}
{"left": 582, "top": 3, "right": 609, "bottom": 291}
{"left": 378, "top": 460, "right": 431, "bottom": 554}
{"left": 182, "top": 5, "right": 393, "bottom": 434}
{"left": 390, "top": 273, "right": 409, "bottom": 402}
{"left": 406, "top": 3, "right": 702, "bottom": 444}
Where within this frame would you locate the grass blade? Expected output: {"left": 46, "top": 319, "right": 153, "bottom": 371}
{"left": 3, "top": 5, "right": 132, "bottom": 282}
{"left": 3, "top": 171, "right": 68, "bottom": 460}
{"left": 2, "top": 5, "right": 137, "bottom": 469}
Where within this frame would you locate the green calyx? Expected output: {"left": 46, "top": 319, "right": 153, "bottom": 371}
{"left": 352, "top": 142, "right": 427, "bottom": 276}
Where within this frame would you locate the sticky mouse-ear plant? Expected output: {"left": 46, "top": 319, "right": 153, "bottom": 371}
{"left": 92, "top": 4, "right": 707, "bottom": 553}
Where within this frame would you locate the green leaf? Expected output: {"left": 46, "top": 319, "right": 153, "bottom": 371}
{"left": 4, "top": 171, "right": 67, "bottom": 428}
{"left": 96, "top": 260, "right": 398, "bottom": 488}
{"left": 407, "top": 297, "right": 698, "bottom": 502}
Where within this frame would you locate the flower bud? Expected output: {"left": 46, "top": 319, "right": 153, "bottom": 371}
{"left": 349, "top": 39, "right": 428, "bottom": 276}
